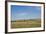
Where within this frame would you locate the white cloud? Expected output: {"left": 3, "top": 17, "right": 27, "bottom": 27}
{"left": 17, "top": 12, "right": 27, "bottom": 16}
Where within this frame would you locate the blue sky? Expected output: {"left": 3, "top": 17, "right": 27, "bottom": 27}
{"left": 11, "top": 5, "right": 41, "bottom": 20}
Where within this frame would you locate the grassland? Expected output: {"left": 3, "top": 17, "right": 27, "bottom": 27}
{"left": 11, "top": 19, "right": 41, "bottom": 28}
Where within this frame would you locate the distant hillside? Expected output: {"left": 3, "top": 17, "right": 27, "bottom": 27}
{"left": 11, "top": 19, "right": 41, "bottom": 22}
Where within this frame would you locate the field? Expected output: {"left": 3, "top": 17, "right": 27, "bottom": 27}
{"left": 11, "top": 19, "right": 41, "bottom": 28}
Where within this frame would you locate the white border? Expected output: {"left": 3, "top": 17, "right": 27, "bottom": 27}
{"left": 7, "top": 2, "right": 44, "bottom": 32}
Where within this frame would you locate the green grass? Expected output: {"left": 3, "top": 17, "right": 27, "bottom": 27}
{"left": 11, "top": 19, "right": 41, "bottom": 28}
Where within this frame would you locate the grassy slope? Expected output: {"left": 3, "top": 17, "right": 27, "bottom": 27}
{"left": 11, "top": 19, "right": 41, "bottom": 28}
